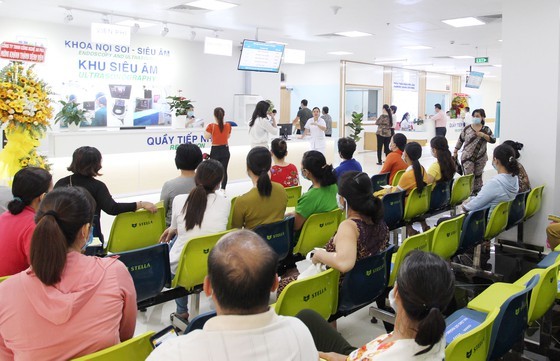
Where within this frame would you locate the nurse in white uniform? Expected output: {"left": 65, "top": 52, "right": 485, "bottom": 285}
{"left": 303, "top": 107, "right": 327, "bottom": 155}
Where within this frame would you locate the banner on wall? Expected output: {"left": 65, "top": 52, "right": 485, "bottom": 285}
{"left": 0, "top": 42, "right": 45, "bottom": 62}
{"left": 392, "top": 70, "right": 418, "bottom": 91}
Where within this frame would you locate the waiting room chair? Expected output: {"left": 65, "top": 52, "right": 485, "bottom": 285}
{"left": 445, "top": 308, "right": 499, "bottom": 361}
{"left": 285, "top": 185, "right": 302, "bottom": 208}
{"left": 106, "top": 203, "right": 166, "bottom": 253}
{"left": 518, "top": 185, "right": 545, "bottom": 242}
{"left": 506, "top": 191, "right": 529, "bottom": 230}
{"left": 426, "top": 180, "right": 451, "bottom": 216}
{"left": 226, "top": 196, "right": 237, "bottom": 230}
{"left": 382, "top": 190, "right": 406, "bottom": 231}
{"left": 455, "top": 208, "right": 488, "bottom": 256}
{"left": 484, "top": 201, "right": 511, "bottom": 242}
{"left": 275, "top": 268, "right": 340, "bottom": 320}
{"left": 184, "top": 311, "right": 217, "bottom": 334}
{"left": 391, "top": 169, "right": 405, "bottom": 186}
{"left": 370, "top": 172, "right": 389, "bottom": 192}
{"left": 389, "top": 229, "right": 433, "bottom": 287}
{"left": 402, "top": 186, "right": 431, "bottom": 236}
{"left": 71, "top": 331, "right": 155, "bottom": 361}
{"left": 253, "top": 216, "right": 294, "bottom": 261}
{"left": 449, "top": 174, "right": 474, "bottom": 216}
{"left": 293, "top": 209, "right": 342, "bottom": 256}
{"left": 430, "top": 214, "right": 465, "bottom": 260}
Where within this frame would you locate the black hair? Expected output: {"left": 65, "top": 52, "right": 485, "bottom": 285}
{"left": 392, "top": 133, "right": 407, "bottom": 151}
{"left": 322, "top": 106, "right": 329, "bottom": 114}
{"left": 175, "top": 143, "right": 203, "bottom": 171}
{"left": 339, "top": 171, "right": 383, "bottom": 225}
{"left": 249, "top": 100, "right": 270, "bottom": 127}
{"left": 271, "top": 138, "right": 288, "bottom": 159}
{"left": 247, "top": 147, "right": 273, "bottom": 197}
{"left": 182, "top": 159, "right": 224, "bottom": 231}
{"left": 434, "top": 103, "right": 442, "bottom": 110}
{"left": 465, "top": 106, "right": 470, "bottom": 112}
{"left": 430, "top": 136, "right": 455, "bottom": 182}
{"left": 401, "top": 112, "right": 410, "bottom": 122}
{"left": 312, "top": 106, "right": 320, "bottom": 112}
{"left": 338, "top": 137, "right": 357, "bottom": 160}
{"left": 31, "top": 187, "right": 95, "bottom": 285}
{"left": 473, "top": 109, "right": 486, "bottom": 125}
{"left": 302, "top": 150, "right": 337, "bottom": 187}
{"left": 301, "top": 99, "right": 308, "bottom": 106}
{"left": 67, "top": 146, "right": 102, "bottom": 177}
{"left": 404, "top": 142, "right": 426, "bottom": 192}
{"left": 502, "top": 140, "right": 524, "bottom": 159}
{"left": 390, "top": 105, "right": 397, "bottom": 114}
{"left": 396, "top": 251, "right": 455, "bottom": 356}
{"left": 214, "top": 107, "right": 225, "bottom": 132}
{"left": 8, "top": 167, "right": 52, "bottom": 215}
{"left": 493, "top": 144, "right": 520, "bottom": 176}
{"left": 383, "top": 104, "right": 393, "bottom": 127}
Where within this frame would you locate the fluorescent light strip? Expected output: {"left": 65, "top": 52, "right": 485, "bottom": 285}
{"left": 442, "top": 17, "right": 485, "bottom": 28}
{"left": 334, "top": 31, "right": 372, "bottom": 37}
{"left": 185, "top": 0, "right": 237, "bottom": 11}
{"left": 450, "top": 55, "right": 474, "bottom": 59}
{"left": 403, "top": 45, "right": 432, "bottom": 50}
{"left": 328, "top": 51, "right": 353, "bottom": 55}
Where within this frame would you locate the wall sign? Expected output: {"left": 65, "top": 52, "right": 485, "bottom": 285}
{"left": 0, "top": 42, "right": 46, "bottom": 62}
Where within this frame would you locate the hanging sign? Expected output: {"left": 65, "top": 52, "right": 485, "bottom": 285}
{"left": 0, "top": 42, "right": 46, "bottom": 62}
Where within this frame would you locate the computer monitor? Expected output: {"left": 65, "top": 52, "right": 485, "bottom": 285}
{"left": 83, "top": 101, "right": 95, "bottom": 111}
{"left": 135, "top": 98, "right": 152, "bottom": 111}
{"left": 279, "top": 124, "right": 292, "bottom": 140}
{"left": 108, "top": 84, "right": 132, "bottom": 99}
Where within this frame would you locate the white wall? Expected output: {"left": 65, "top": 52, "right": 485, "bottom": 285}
{"left": 461, "top": 78, "right": 501, "bottom": 119}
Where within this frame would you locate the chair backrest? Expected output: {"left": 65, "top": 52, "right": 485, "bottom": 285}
{"left": 370, "top": 173, "right": 390, "bottom": 192}
{"left": 184, "top": 311, "right": 217, "bottom": 334}
{"left": 285, "top": 185, "right": 302, "bottom": 208}
{"left": 488, "top": 275, "right": 538, "bottom": 360}
{"left": 253, "top": 217, "right": 294, "bottom": 261}
{"left": 403, "top": 186, "right": 431, "bottom": 222}
{"left": 382, "top": 190, "right": 406, "bottom": 231}
{"left": 524, "top": 185, "right": 545, "bottom": 221}
{"left": 389, "top": 229, "right": 433, "bottom": 287}
{"left": 518, "top": 260, "right": 560, "bottom": 324}
{"left": 457, "top": 208, "right": 487, "bottom": 254}
{"left": 226, "top": 196, "right": 237, "bottom": 229}
{"left": 429, "top": 180, "right": 451, "bottom": 212}
{"left": 484, "top": 201, "right": 510, "bottom": 241}
{"left": 431, "top": 214, "right": 465, "bottom": 260}
{"left": 507, "top": 191, "right": 529, "bottom": 229}
{"left": 391, "top": 169, "right": 405, "bottom": 186}
{"left": 337, "top": 246, "right": 394, "bottom": 314}
{"left": 445, "top": 308, "right": 499, "bottom": 361}
{"left": 71, "top": 331, "right": 155, "bottom": 361}
{"left": 450, "top": 174, "right": 474, "bottom": 207}
{"left": 106, "top": 205, "right": 166, "bottom": 253}
{"left": 172, "top": 229, "right": 234, "bottom": 290}
{"left": 275, "top": 268, "right": 340, "bottom": 319}
{"left": 112, "top": 243, "right": 171, "bottom": 303}
{"left": 294, "top": 209, "right": 342, "bottom": 255}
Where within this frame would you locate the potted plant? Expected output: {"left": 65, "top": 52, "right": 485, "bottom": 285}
{"left": 54, "top": 100, "right": 87, "bottom": 131}
{"left": 167, "top": 92, "right": 194, "bottom": 128}
{"left": 345, "top": 111, "right": 364, "bottom": 142}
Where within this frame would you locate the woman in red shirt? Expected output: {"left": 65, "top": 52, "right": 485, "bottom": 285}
{"left": 0, "top": 167, "right": 52, "bottom": 276}
{"left": 270, "top": 138, "right": 299, "bottom": 187}
{"left": 204, "top": 107, "right": 232, "bottom": 190}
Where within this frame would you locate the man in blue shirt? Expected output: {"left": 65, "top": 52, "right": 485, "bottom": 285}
{"left": 334, "top": 137, "right": 362, "bottom": 181}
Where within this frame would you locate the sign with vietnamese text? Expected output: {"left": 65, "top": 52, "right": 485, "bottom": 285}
{"left": 0, "top": 42, "right": 46, "bottom": 62}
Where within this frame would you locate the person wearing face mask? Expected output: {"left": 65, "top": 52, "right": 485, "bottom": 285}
{"left": 375, "top": 104, "right": 393, "bottom": 165}
{"left": 379, "top": 133, "right": 408, "bottom": 184}
{"left": 453, "top": 108, "right": 496, "bottom": 195}
{"left": 185, "top": 104, "right": 196, "bottom": 127}
{"left": 278, "top": 171, "right": 388, "bottom": 296}
{"left": 0, "top": 187, "right": 137, "bottom": 360}
{"left": 296, "top": 251, "right": 455, "bottom": 361}
{"left": 302, "top": 107, "right": 327, "bottom": 155}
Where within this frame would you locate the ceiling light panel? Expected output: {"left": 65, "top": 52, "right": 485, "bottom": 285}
{"left": 328, "top": 51, "right": 353, "bottom": 55}
{"left": 334, "top": 31, "right": 372, "bottom": 37}
{"left": 185, "top": 0, "right": 237, "bottom": 11}
{"left": 403, "top": 45, "right": 432, "bottom": 50}
{"left": 450, "top": 55, "right": 474, "bottom": 59}
{"left": 442, "top": 17, "right": 485, "bottom": 28}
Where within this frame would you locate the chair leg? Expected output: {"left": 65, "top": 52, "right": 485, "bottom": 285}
{"left": 517, "top": 223, "right": 524, "bottom": 242}
{"left": 450, "top": 206, "right": 457, "bottom": 217}
{"left": 473, "top": 245, "right": 482, "bottom": 269}
{"left": 189, "top": 293, "right": 201, "bottom": 318}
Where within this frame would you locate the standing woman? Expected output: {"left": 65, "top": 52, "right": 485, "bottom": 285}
{"left": 303, "top": 107, "right": 327, "bottom": 155}
{"left": 376, "top": 104, "right": 393, "bottom": 165}
{"left": 204, "top": 107, "right": 232, "bottom": 190}
{"left": 249, "top": 100, "right": 277, "bottom": 148}
{"left": 454, "top": 109, "right": 496, "bottom": 195}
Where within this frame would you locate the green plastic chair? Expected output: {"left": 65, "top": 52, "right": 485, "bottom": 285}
{"left": 445, "top": 308, "right": 499, "bottom": 361}
{"left": 449, "top": 174, "right": 474, "bottom": 214}
{"left": 106, "top": 204, "right": 166, "bottom": 253}
{"left": 389, "top": 228, "right": 433, "bottom": 287}
{"left": 293, "top": 209, "right": 342, "bottom": 255}
{"left": 275, "top": 268, "right": 340, "bottom": 319}
{"left": 285, "top": 185, "right": 302, "bottom": 208}
{"left": 402, "top": 186, "right": 431, "bottom": 223}
{"left": 226, "top": 196, "right": 237, "bottom": 230}
{"left": 524, "top": 185, "right": 545, "bottom": 221}
{"left": 484, "top": 201, "right": 511, "bottom": 241}
{"left": 391, "top": 169, "right": 405, "bottom": 186}
{"left": 431, "top": 214, "right": 465, "bottom": 260}
{"left": 71, "top": 331, "right": 155, "bottom": 360}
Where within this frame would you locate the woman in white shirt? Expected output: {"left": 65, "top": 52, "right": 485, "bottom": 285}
{"left": 249, "top": 100, "right": 277, "bottom": 148}
{"left": 303, "top": 107, "right": 327, "bottom": 155}
{"left": 159, "top": 159, "right": 231, "bottom": 322}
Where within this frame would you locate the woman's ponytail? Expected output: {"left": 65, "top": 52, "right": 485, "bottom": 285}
{"left": 494, "top": 144, "right": 520, "bottom": 177}
{"left": 30, "top": 214, "right": 70, "bottom": 285}
{"left": 247, "top": 146, "right": 273, "bottom": 197}
{"left": 414, "top": 307, "right": 446, "bottom": 355}
{"left": 7, "top": 197, "right": 26, "bottom": 215}
{"left": 8, "top": 167, "right": 52, "bottom": 215}
{"left": 256, "top": 170, "right": 272, "bottom": 197}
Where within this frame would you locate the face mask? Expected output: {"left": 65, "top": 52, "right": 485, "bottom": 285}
{"left": 492, "top": 160, "right": 498, "bottom": 171}
{"left": 401, "top": 154, "right": 406, "bottom": 162}
{"left": 389, "top": 284, "right": 398, "bottom": 312}
{"left": 301, "top": 169, "right": 307, "bottom": 180}
{"left": 472, "top": 117, "right": 482, "bottom": 125}
{"left": 336, "top": 195, "right": 346, "bottom": 212}
{"left": 187, "top": 111, "right": 194, "bottom": 117}
{"left": 82, "top": 225, "right": 94, "bottom": 251}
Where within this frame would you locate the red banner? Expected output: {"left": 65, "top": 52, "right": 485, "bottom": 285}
{"left": 0, "top": 42, "right": 46, "bottom": 63}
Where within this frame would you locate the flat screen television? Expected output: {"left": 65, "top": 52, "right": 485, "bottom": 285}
{"left": 238, "top": 40, "right": 285, "bottom": 73}
{"left": 465, "top": 71, "right": 484, "bottom": 89}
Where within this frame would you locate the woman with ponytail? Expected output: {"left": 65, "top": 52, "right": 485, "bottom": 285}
{"left": 278, "top": 171, "right": 389, "bottom": 295}
{"left": 231, "top": 146, "right": 287, "bottom": 229}
{"left": 395, "top": 142, "right": 428, "bottom": 195}
{"left": 0, "top": 167, "right": 52, "bottom": 276}
{"left": 0, "top": 187, "right": 137, "bottom": 360}
{"left": 427, "top": 136, "right": 456, "bottom": 184}
{"left": 503, "top": 140, "right": 531, "bottom": 192}
{"left": 205, "top": 107, "right": 232, "bottom": 189}
{"left": 296, "top": 251, "right": 455, "bottom": 360}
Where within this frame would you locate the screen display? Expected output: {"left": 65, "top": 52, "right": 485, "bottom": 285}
{"left": 465, "top": 71, "right": 484, "bottom": 89}
{"left": 238, "top": 40, "right": 285, "bottom": 73}
{"left": 109, "top": 84, "right": 132, "bottom": 99}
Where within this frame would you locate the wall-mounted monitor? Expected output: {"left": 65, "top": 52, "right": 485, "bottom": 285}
{"left": 109, "top": 84, "right": 132, "bottom": 99}
{"left": 238, "top": 40, "right": 285, "bottom": 73}
{"left": 465, "top": 71, "right": 484, "bottom": 89}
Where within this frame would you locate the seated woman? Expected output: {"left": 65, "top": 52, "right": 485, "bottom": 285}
{"left": 292, "top": 150, "right": 338, "bottom": 232}
{"left": 0, "top": 187, "right": 137, "bottom": 360}
{"left": 54, "top": 146, "right": 157, "bottom": 243}
{"left": 394, "top": 142, "right": 428, "bottom": 195}
{"left": 379, "top": 133, "right": 408, "bottom": 185}
{"left": 503, "top": 140, "right": 530, "bottom": 192}
{"left": 231, "top": 146, "right": 288, "bottom": 229}
{"left": 296, "top": 251, "right": 455, "bottom": 361}
{"left": 426, "top": 136, "right": 456, "bottom": 184}
{"left": 270, "top": 138, "right": 300, "bottom": 188}
{"left": 0, "top": 167, "right": 52, "bottom": 277}
{"left": 278, "top": 171, "right": 389, "bottom": 295}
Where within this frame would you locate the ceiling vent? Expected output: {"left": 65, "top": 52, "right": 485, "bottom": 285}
{"left": 477, "top": 14, "right": 502, "bottom": 23}
{"left": 315, "top": 33, "right": 345, "bottom": 38}
{"left": 168, "top": 4, "right": 211, "bottom": 13}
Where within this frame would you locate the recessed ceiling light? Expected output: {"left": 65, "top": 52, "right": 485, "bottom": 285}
{"left": 442, "top": 17, "right": 485, "bottom": 28}
{"left": 185, "top": 0, "right": 237, "bottom": 11}
{"left": 116, "top": 20, "right": 156, "bottom": 28}
{"left": 403, "top": 45, "right": 432, "bottom": 50}
{"left": 328, "top": 51, "right": 353, "bottom": 55}
{"left": 374, "top": 58, "right": 407, "bottom": 64}
{"left": 450, "top": 55, "right": 474, "bottom": 59}
{"left": 498, "top": 39, "right": 503, "bottom": 42}
{"left": 334, "top": 31, "right": 372, "bottom": 37}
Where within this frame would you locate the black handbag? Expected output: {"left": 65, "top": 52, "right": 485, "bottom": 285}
{"left": 454, "top": 156, "right": 463, "bottom": 175}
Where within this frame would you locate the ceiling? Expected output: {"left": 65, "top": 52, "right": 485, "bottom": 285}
{"left": 0, "top": 0, "right": 504, "bottom": 78}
